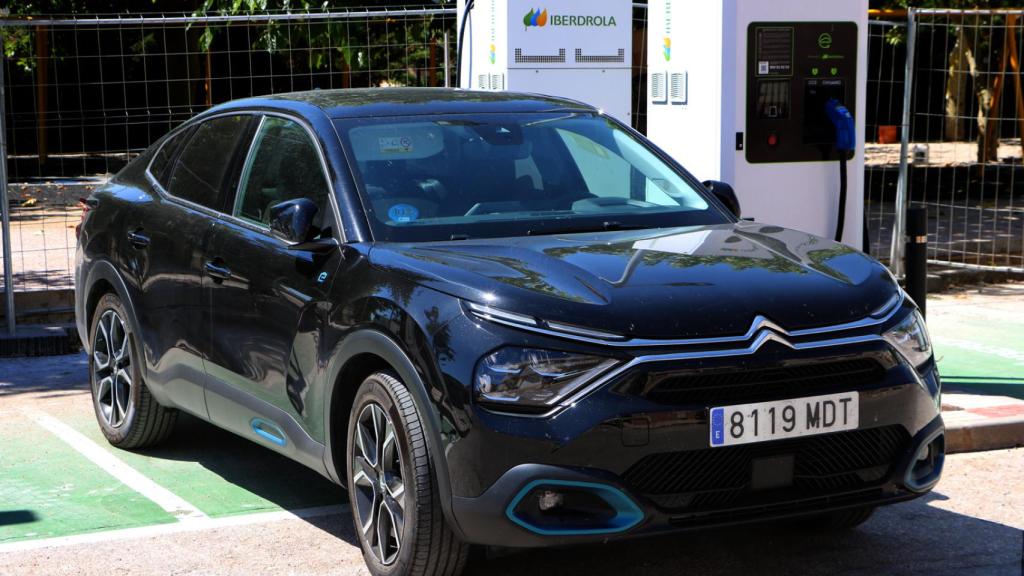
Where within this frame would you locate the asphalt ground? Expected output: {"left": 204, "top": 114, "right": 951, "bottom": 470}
{"left": 0, "top": 283, "right": 1022, "bottom": 574}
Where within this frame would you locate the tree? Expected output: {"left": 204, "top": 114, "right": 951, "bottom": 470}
{"left": 872, "top": 0, "right": 1022, "bottom": 163}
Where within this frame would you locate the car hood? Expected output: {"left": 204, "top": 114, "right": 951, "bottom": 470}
{"left": 368, "top": 222, "right": 900, "bottom": 340}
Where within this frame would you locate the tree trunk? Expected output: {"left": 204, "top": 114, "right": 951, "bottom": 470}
{"left": 946, "top": 27, "right": 974, "bottom": 141}
{"left": 978, "top": 24, "right": 1010, "bottom": 164}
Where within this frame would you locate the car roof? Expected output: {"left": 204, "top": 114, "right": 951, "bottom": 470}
{"left": 204, "top": 88, "right": 597, "bottom": 120}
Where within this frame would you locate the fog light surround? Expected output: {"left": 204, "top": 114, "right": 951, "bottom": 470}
{"left": 905, "top": 429, "right": 945, "bottom": 492}
{"left": 505, "top": 479, "right": 644, "bottom": 536}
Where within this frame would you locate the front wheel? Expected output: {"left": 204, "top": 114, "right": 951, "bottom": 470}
{"left": 346, "top": 371, "right": 470, "bottom": 576}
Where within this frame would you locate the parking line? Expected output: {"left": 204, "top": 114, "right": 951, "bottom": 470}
{"left": 25, "top": 409, "right": 208, "bottom": 522}
{"left": 0, "top": 504, "right": 347, "bottom": 554}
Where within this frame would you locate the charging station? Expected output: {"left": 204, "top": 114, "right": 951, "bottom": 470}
{"left": 456, "top": 0, "right": 633, "bottom": 123}
{"left": 646, "top": 0, "right": 868, "bottom": 248}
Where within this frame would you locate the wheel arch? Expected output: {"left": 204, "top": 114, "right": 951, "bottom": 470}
{"left": 79, "top": 260, "right": 141, "bottom": 356}
{"left": 322, "top": 328, "right": 465, "bottom": 539}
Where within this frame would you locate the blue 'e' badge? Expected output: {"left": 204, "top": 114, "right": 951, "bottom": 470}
{"left": 388, "top": 203, "right": 419, "bottom": 223}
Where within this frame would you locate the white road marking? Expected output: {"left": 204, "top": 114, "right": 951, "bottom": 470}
{"left": 934, "top": 337, "right": 1024, "bottom": 366}
{"left": 25, "top": 409, "right": 208, "bottom": 522}
{"left": 0, "top": 505, "right": 348, "bottom": 554}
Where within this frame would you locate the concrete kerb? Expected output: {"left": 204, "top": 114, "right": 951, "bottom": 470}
{"left": 941, "top": 393, "right": 1024, "bottom": 454}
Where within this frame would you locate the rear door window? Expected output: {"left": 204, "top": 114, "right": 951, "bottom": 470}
{"left": 166, "top": 115, "right": 251, "bottom": 211}
{"left": 149, "top": 127, "right": 192, "bottom": 189}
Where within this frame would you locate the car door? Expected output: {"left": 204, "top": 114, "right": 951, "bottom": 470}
{"left": 203, "top": 114, "right": 344, "bottom": 462}
{"left": 131, "top": 114, "right": 254, "bottom": 418}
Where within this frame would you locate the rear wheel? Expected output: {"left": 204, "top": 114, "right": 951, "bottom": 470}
{"left": 346, "top": 371, "right": 470, "bottom": 576}
{"left": 89, "top": 292, "right": 177, "bottom": 448}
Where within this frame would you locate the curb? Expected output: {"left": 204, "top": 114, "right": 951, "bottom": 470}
{"left": 0, "top": 324, "right": 81, "bottom": 358}
{"left": 926, "top": 268, "right": 1024, "bottom": 293}
{"left": 945, "top": 415, "right": 1024, "bottom": 454}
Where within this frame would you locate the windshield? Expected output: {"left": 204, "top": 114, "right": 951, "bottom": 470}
{"left": 335, "top": 112, "right": 728, "bottom": 242}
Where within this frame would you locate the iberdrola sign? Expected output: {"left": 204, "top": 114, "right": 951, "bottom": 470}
{"left": 523, "top": 7, "right": 617, "bottom": 29}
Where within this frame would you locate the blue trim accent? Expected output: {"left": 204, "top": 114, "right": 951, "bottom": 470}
{"left": 505, "top": 479, "right": 644, "bottom": 536}
{"left": 251, "top": 418, "right": 287, "bottom": 447}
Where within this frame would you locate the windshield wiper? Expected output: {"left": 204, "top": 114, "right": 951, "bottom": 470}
{"left": 526, "top": 221, "right": 649, "bottom": 236}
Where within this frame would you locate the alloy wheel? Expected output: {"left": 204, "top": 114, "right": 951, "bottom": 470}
{"left": 351, "top": 402, "right": 406, "bottom": 566}
{"left": 93, "top": 309, "right": 133, "bottom": 428}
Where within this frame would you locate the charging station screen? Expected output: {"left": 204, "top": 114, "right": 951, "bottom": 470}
{"left": 756, "top": 80, "right": 791, "bottom": 120}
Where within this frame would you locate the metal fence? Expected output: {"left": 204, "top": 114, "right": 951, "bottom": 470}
{"left": 893, "top": 8, "right": 1024, "bottom": 273}
{"left": 4, "top": 5, "right": 1022, "bottom": 333}
{"left": 0, "top": 6, "right": 461, "bottom": 333}
{"left": 865, "top": 18, "right": 909, "bottom": 266}
{"left": 0, "top": 5, "right": 652, "bottom": 332}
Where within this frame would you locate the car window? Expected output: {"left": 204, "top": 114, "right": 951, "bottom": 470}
{"left": 234, "top": 116, "right": 332, "bottom": 233}
{"left": 166, "top": 115, "right": 251, "bottom": 211}
{"left": 335, "top": 112, "right": 720, "bottom": 242}
{"left": 149, "top": 127, "right": 192, "bottom": 189}
{"left": 555, "top": 129, "right": 691, "bottom": 206}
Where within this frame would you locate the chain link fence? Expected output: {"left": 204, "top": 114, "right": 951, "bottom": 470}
{"left": 895, "top": 8, "right": 1024, "bottom": 272}
{"left": 4, "top": 5, "right": 1021, "bottom": 333}
{"left": 0, "top": 5, "right": 652, "bottom": 331}
{"left": 865, "top": 18, "right": 908, "bottom": 264}
{"left": 0, "top": 6, "right": 458, "bottom": 331}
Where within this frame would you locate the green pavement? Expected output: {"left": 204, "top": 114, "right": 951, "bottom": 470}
{"left": 930, "top": 299, "right": 1024, "bottom": 400}
{"left": 0, "top": 416, "right": 175, "bottom": 543}
{"left": 67, "top": 411, "right": 343, "bottom": 519}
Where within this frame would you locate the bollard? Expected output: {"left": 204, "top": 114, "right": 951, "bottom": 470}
{"left": 905, "top": 205, "right": 928, "bottom": 318}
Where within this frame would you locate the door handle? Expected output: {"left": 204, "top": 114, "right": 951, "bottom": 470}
{"left": 126, "top": 229, "right": 150, "bottom": 249}
{"left": 204, "top": 260, "right": 232, "bottom": 281}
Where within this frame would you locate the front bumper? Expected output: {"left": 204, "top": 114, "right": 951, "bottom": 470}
{"left": 443, "top": 334, "right": 944, "bottom": 547}
{"left": 451, "top": 415, "right": 944, "bottom": 548}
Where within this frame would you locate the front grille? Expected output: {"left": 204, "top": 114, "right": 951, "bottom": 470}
{"left": 623, "top": 425, "right": 911, "bottom": 513}
{"left": 632, "top": 358, "right": 887, "bottom": 406}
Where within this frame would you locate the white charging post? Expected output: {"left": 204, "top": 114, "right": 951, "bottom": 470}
{"left": 646, "top": 0, "right": 868, "bottom": 249}
{"left": 457, "top": 0, "right": 633, "bottom": 124}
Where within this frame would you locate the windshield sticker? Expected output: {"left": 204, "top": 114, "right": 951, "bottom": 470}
{"left": 388, "top": 203, "right": 420, "bottom": 223}
{"left": 379, "top": 136, "right": 414, "bottom": 154}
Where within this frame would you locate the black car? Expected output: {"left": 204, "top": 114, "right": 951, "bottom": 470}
{"left": 75, "top": 88, "right": 944, "bottom": 576}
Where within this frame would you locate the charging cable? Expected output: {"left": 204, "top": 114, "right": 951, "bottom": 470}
{"left": 457, "top": 0, "right": 475, "bottom": 88}
{"left": 825, "top": 98, "right": 855, "bottom": 243}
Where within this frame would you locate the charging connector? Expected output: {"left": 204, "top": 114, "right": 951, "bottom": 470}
{"left": 826, "top": 98, "right": 855, "bottom": 242}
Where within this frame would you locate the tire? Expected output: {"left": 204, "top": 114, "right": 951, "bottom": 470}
{"left": 807, "top": 506, "right": 876, "bottom": 530}
{"left": 88, "top": 292, "right": 177, "bottom": 449}
{"left": 346, "top": 371, "right": 470, "bottom": 576}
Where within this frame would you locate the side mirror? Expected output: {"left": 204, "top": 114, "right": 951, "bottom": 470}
{"left": 703, "top": 180, "right": 741, "bottom": 219}
{"left": 268, "top": 198, "right": 319, "bottom": 244}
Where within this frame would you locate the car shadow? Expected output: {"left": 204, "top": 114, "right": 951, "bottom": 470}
{"left": 0, "top": 352, "right": 88, "bottom": 398}
{"left": 467, "top": 491, "right": 1023, "bottom": 576}
{"left": 126, "top": 412, "right": 356, "bottom": 547}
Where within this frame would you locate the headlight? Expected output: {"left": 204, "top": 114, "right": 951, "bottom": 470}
{"left": 883, "top": 309, "right": 932, "bottom": 368}
{"left": 474, "top": 347, "right": 618, "bottom": 412}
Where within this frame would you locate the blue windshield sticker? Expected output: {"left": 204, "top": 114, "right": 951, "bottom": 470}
{"left": 388, "top": 203, "right": 419, "bottom": 223}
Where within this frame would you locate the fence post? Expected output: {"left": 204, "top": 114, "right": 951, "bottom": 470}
{"left": 0, "top": 31, "right": 16, "bottom": 336}
{"left": 905, "top": 204, "right": 928, "bottom": 317}
{"left": 443, "top": 31, "right": 450, "bottom": 87}
{"left": 890, "top": 8, "right": 916, "bottom": 278}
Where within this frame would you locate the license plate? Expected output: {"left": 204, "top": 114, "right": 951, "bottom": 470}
{"left": 709, "top": 392, "right": 859, "bottom": 447}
